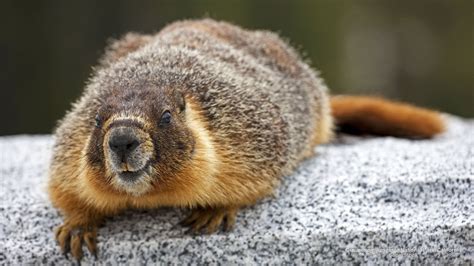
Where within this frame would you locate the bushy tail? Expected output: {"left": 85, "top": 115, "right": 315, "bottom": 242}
{"left": 330, "top": 95, "right": 445, "bottom": 138}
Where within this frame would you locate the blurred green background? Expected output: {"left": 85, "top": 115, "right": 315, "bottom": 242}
{"left": 1, "top": 0, "right": 473, "bottom": 135}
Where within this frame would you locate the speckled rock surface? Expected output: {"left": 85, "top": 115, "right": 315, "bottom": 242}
{"left": 1, "top": 115, "right": 473, "bottom": 264}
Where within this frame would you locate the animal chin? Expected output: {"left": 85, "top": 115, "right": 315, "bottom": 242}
{"left": 112, "top": 163, "right": 153, "bottom": 196}
{"left": 117, "top": 169, "right": 145, "bottom": 183}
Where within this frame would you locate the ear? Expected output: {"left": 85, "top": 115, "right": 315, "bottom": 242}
{"left": 99, "top": 33, "right": 153, "bottom": 68}
{"left": 174, "top": 90, "right": 186, "bottom": 113}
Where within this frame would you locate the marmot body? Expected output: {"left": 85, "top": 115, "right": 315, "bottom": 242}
{"left": 49, "top": 19, "right": 443, "bottom": 260}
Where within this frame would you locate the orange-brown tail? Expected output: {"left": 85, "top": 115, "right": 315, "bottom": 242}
{"left": 330, "top": 95, "right": 445, "bottom": 138}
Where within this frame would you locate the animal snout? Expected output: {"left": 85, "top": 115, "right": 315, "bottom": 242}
{"left": 109, "top": 128, "right": 140, "bottom": 159}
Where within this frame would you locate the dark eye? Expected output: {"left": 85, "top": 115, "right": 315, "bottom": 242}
{"left": 160, "top": 111, "right": 172, "bottom": 125}
{"left": 95, "top": 114, "right": 101, "bottom": 128}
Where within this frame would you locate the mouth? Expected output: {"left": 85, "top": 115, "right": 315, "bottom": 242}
{"left": 116, "top": 163, "right": 150, "bottom": 183}
{"left": 117, "top": 170, "right": 144, "bottom": 182}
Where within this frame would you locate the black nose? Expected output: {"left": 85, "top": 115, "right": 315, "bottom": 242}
{"left": 109, "top": 129, "right": 140, "bottom": 158}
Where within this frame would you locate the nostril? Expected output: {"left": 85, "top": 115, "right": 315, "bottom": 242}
{"left": 109, "top": 133, "right": 140, "bottom": 155}
{"left": 126, "top": 140, "right": 139, "bottom": 151}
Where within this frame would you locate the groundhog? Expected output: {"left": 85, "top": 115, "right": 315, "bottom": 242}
{"left": 49, "top": 19, "right": 444, "bottom": 260}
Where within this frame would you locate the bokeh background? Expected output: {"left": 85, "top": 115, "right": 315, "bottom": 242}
{"left": 2, "top": 0, "right": 473, "bottom": 135}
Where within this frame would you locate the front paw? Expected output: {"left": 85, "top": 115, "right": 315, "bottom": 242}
{"left": 55, "top": 222, "right": 98, "bottom": 260}
{"left": 181, "top": 207, "right": 238, "bottom": 234}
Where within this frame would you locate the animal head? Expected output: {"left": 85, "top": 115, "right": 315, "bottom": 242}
{"left": 85, "top": 84, "right": 195, "bottom": 196}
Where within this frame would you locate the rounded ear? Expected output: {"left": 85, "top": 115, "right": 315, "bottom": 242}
{"left": 174, "top": 90, "right": 186, "bottom": 113}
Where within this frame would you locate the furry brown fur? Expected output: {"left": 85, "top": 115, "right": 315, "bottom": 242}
{"left": 330, "top": 95, "right": 445, "bottom": 138}
{"left": 49, "top": 19, "right": 445, "bottom": 260}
